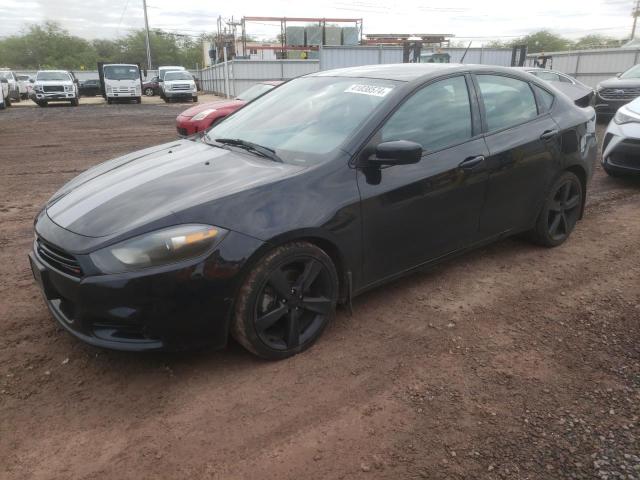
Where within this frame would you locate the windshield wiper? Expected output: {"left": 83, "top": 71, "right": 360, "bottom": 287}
{"left": 214, "top": 138, "right": 283, "bottom": 163}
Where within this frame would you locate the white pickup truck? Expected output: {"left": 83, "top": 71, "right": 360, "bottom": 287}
{"left": 31, "top": 70, "right": 79, "bottom": 107}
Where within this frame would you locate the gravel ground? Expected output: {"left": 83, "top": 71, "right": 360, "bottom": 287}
{"left": 0, "top": 103, "right": 639, "bottom": 480}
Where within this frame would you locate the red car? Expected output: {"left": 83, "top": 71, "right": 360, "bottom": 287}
{"left": 176, "top": 80, "right": 283, "bottom": 136}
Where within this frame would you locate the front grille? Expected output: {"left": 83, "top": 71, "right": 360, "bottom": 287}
{"left": 43, "top": 85, "right": 64, "bottom": 92}
{"left": 114, "top": 87, "right": 135, "bottom": 93}
{"left": 599, "top": 87, "right": 640, "bottom": 101}
{"left": 172, "top": 84, "right": 191, "bottom": 91}
{"left": 36, "top": 237, "right": 82, "bottom": 277}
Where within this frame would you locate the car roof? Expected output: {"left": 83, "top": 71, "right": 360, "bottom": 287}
{"left": 310, "top": 63, "right": 530, "bottom": 82}
{"left": 36, "top": 70, "right": 71, "bottom": 73}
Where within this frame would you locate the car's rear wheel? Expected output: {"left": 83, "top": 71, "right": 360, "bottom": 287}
{"left": 144, "top": 88, "right": 154, "bottom": 96}
{"left": 231, "top": 242, "right": 339, "bottom": 360}
{"left": 529, "top": 171, "right": 583, "bottom": 247}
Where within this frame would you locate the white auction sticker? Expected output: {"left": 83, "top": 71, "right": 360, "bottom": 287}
{"left": 344, "top": 84, "right": 393, "bottom": 97}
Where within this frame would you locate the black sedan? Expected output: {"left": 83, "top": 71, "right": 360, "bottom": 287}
{"left": 79, "top": 79, "right": 101, "bottom": 97}
{"left": 29, "top": 64, "right": 597, "bottom": 359}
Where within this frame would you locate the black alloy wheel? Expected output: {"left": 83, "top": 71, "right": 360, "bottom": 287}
{"left": 530, "top": 171, "right": 583, "bottom": 247}
{"left": 232, "top": 242, "right": 338, "bottom": 360}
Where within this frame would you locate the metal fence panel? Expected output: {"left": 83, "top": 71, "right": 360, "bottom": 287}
{"left": 442, "top": 48, "right": 512, "bottom": 66}
{"left": 200, "top": 60, "right": 320, "bottom": 96}
{"left": 319, "top": 45, "right": 403, "bottom": 70}
{"left": 526, "top": 48, "right": 640, "bottom": 87}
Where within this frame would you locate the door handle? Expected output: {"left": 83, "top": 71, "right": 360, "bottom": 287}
{"left": 540, "top": 129, "right": 559, "bottom": 141}
{"left": 459, "top": 155, "right": 485, "bottom": 170}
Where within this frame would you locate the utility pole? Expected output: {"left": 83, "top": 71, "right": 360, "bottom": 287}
{"left": 142, "top": 0, "right": 153, "bottom": 70}
{"left": 632, "top": 0, "right": 640, "bottom": 40}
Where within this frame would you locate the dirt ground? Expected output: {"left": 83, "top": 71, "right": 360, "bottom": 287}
{"left": 0, "top": 102, "right": 639, "bottom": 480}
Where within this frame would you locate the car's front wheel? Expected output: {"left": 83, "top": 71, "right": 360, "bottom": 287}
{"left": 529, "top": 171, "right": 583, "bottom": 247}
{"left": 232, "top": 242, "right": 339, "bottom": 360}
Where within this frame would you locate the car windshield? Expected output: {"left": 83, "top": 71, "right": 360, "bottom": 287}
{"left": 236, "top": 83, "right": 276, "bottom": 101}
{"left": 165, "top": 71, "right": 192, "bottom": 81}
{"left": 104, "top": 66, "right": 139, "bottom": 80}
{"left": 0, "top": 72, "right": 13, "bottom": 80}
{"left": 206, "top": 76, "right": 400, "bottom": 164}
{"left": 36, "top": 72, "right": 71, "bottom": 81}
{"left": 620, "top": 65, "right": 640, "bottom": 79}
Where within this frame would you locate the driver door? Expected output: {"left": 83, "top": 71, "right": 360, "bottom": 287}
{"left": 356, "top": 75, "right": 490, "bottom": 286}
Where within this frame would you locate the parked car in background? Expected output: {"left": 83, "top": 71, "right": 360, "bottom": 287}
{"left": 595, "top": 65, "right": 640, "bottom": 116}
{"left": 0, "top": 69, "right": 21, "bottom": 102}
{"left": 602, "top": 95, "right": 640, "bottom": 176}
{"left": 79, "top": 79, "right": 101, "bottom": 97}
{"left": 158, "top": 65, "right": 186, "bottom": 99}
{"left": 176, "top": 81, "right": 283, "bottom": 136}
{"left": 32, "top": 70, "right": 79, "bottom": 107}
{"left": 16, "top": 74, "right": 31, "bottom": 99}
{"left": 30, "top": 64, "right": 597, "bottom": 359}
{"left": 98, "top": 63, "right": 142, "bottom": 104}
{"left": 162, "top": 70, "right": 197, "bottom": 103}
{"left": 143, "top": 76, "right": 160, "bottom": 96}
{"left": 522, "top": 68, "right": 595, "bottom": 108}
{"left": 0, "top": 77, "right": 9, "bottom": 109}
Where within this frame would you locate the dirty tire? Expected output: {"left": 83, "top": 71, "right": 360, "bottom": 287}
{"left": 5, "top": 96, "right": 11, "bottom": 107}
{"left": 70, "top": 97, "right": 79, "bottom": 106}
{"left": 528, "top": 171, "right": 583, "bottom": 248}
{"left": 192, "top": 96, "right": 198, "bottom": 102}
{"left": 231, "top": 242, "right": 339, "bottom": 360}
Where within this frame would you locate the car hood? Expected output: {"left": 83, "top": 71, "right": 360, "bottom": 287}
{"left": 598, "top": 77, "right": 640, "bottom": 89}
{"left": 179, "top": 99, "right": 245, "bottom": 118}
{"left": 46, "top": 139, "right": 304, "bottom": 238}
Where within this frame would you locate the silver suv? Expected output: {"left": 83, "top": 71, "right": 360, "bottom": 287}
{"left": 32, "top": 70, "right": 79, "bottom": 107}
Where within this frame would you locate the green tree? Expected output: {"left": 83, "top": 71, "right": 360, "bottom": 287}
{"left": 573, "top": 34, "right": 626, "bottom": 50}
{"left": 0, "top": 22, "right": 96, "bottom": 69}
{"left": 511, "top": 30, "right": 572, "bottom": 53}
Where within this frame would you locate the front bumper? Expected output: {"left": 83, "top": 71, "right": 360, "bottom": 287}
{"left": 29, "top": 221, "right": 264, "bottom": 351}
{"left": 165, "top": 90, "right": 196, "bottom": 99}
{"left": 602, "top": 119, "right": 640, "bottom": 174}
{"left": 34, "top": 92, "right": 76, "bottom": 101}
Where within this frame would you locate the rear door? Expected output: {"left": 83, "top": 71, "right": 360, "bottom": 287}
{"left": 473, "top": 73, "right": 561, "bottom": 237}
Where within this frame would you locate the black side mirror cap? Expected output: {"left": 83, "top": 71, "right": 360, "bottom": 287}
{"left": 368, "top": 140, "right": 423, "bottom": 166}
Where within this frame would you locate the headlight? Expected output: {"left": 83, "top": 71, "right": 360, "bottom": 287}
{"left": 192, "top": 108, "right": 217, "bottom": 121}
{"left": 596, "top": 84, "right": 603, "bottom": 92}
{"left": 614, "top": 108, "right": 640, "bottom": 125}
{"left": 34, "top": 84, "right": 43, "bottom": 92}
{"left": 90, "top": 224, "right": 227, "bottom": 274}
{"left": 106, "top": 85, "right": 113, "bottom": 93}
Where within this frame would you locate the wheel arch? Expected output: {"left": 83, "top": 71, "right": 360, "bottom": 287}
{"left": 241, "top": 229, "right": 351, "bottom": 304}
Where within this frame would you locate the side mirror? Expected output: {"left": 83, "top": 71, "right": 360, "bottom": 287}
{"left": 616, "top": 72, "right": 622, "bottom": 78}
{"left": 29, "top": 78, "right": 35, "bottom": 83}
{"left": 368, "top": 140, "right": 423, "bottom": 166}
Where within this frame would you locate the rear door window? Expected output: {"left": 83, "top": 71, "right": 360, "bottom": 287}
{"left": 476, "top": 75, "right": 539, "bottom": 132}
